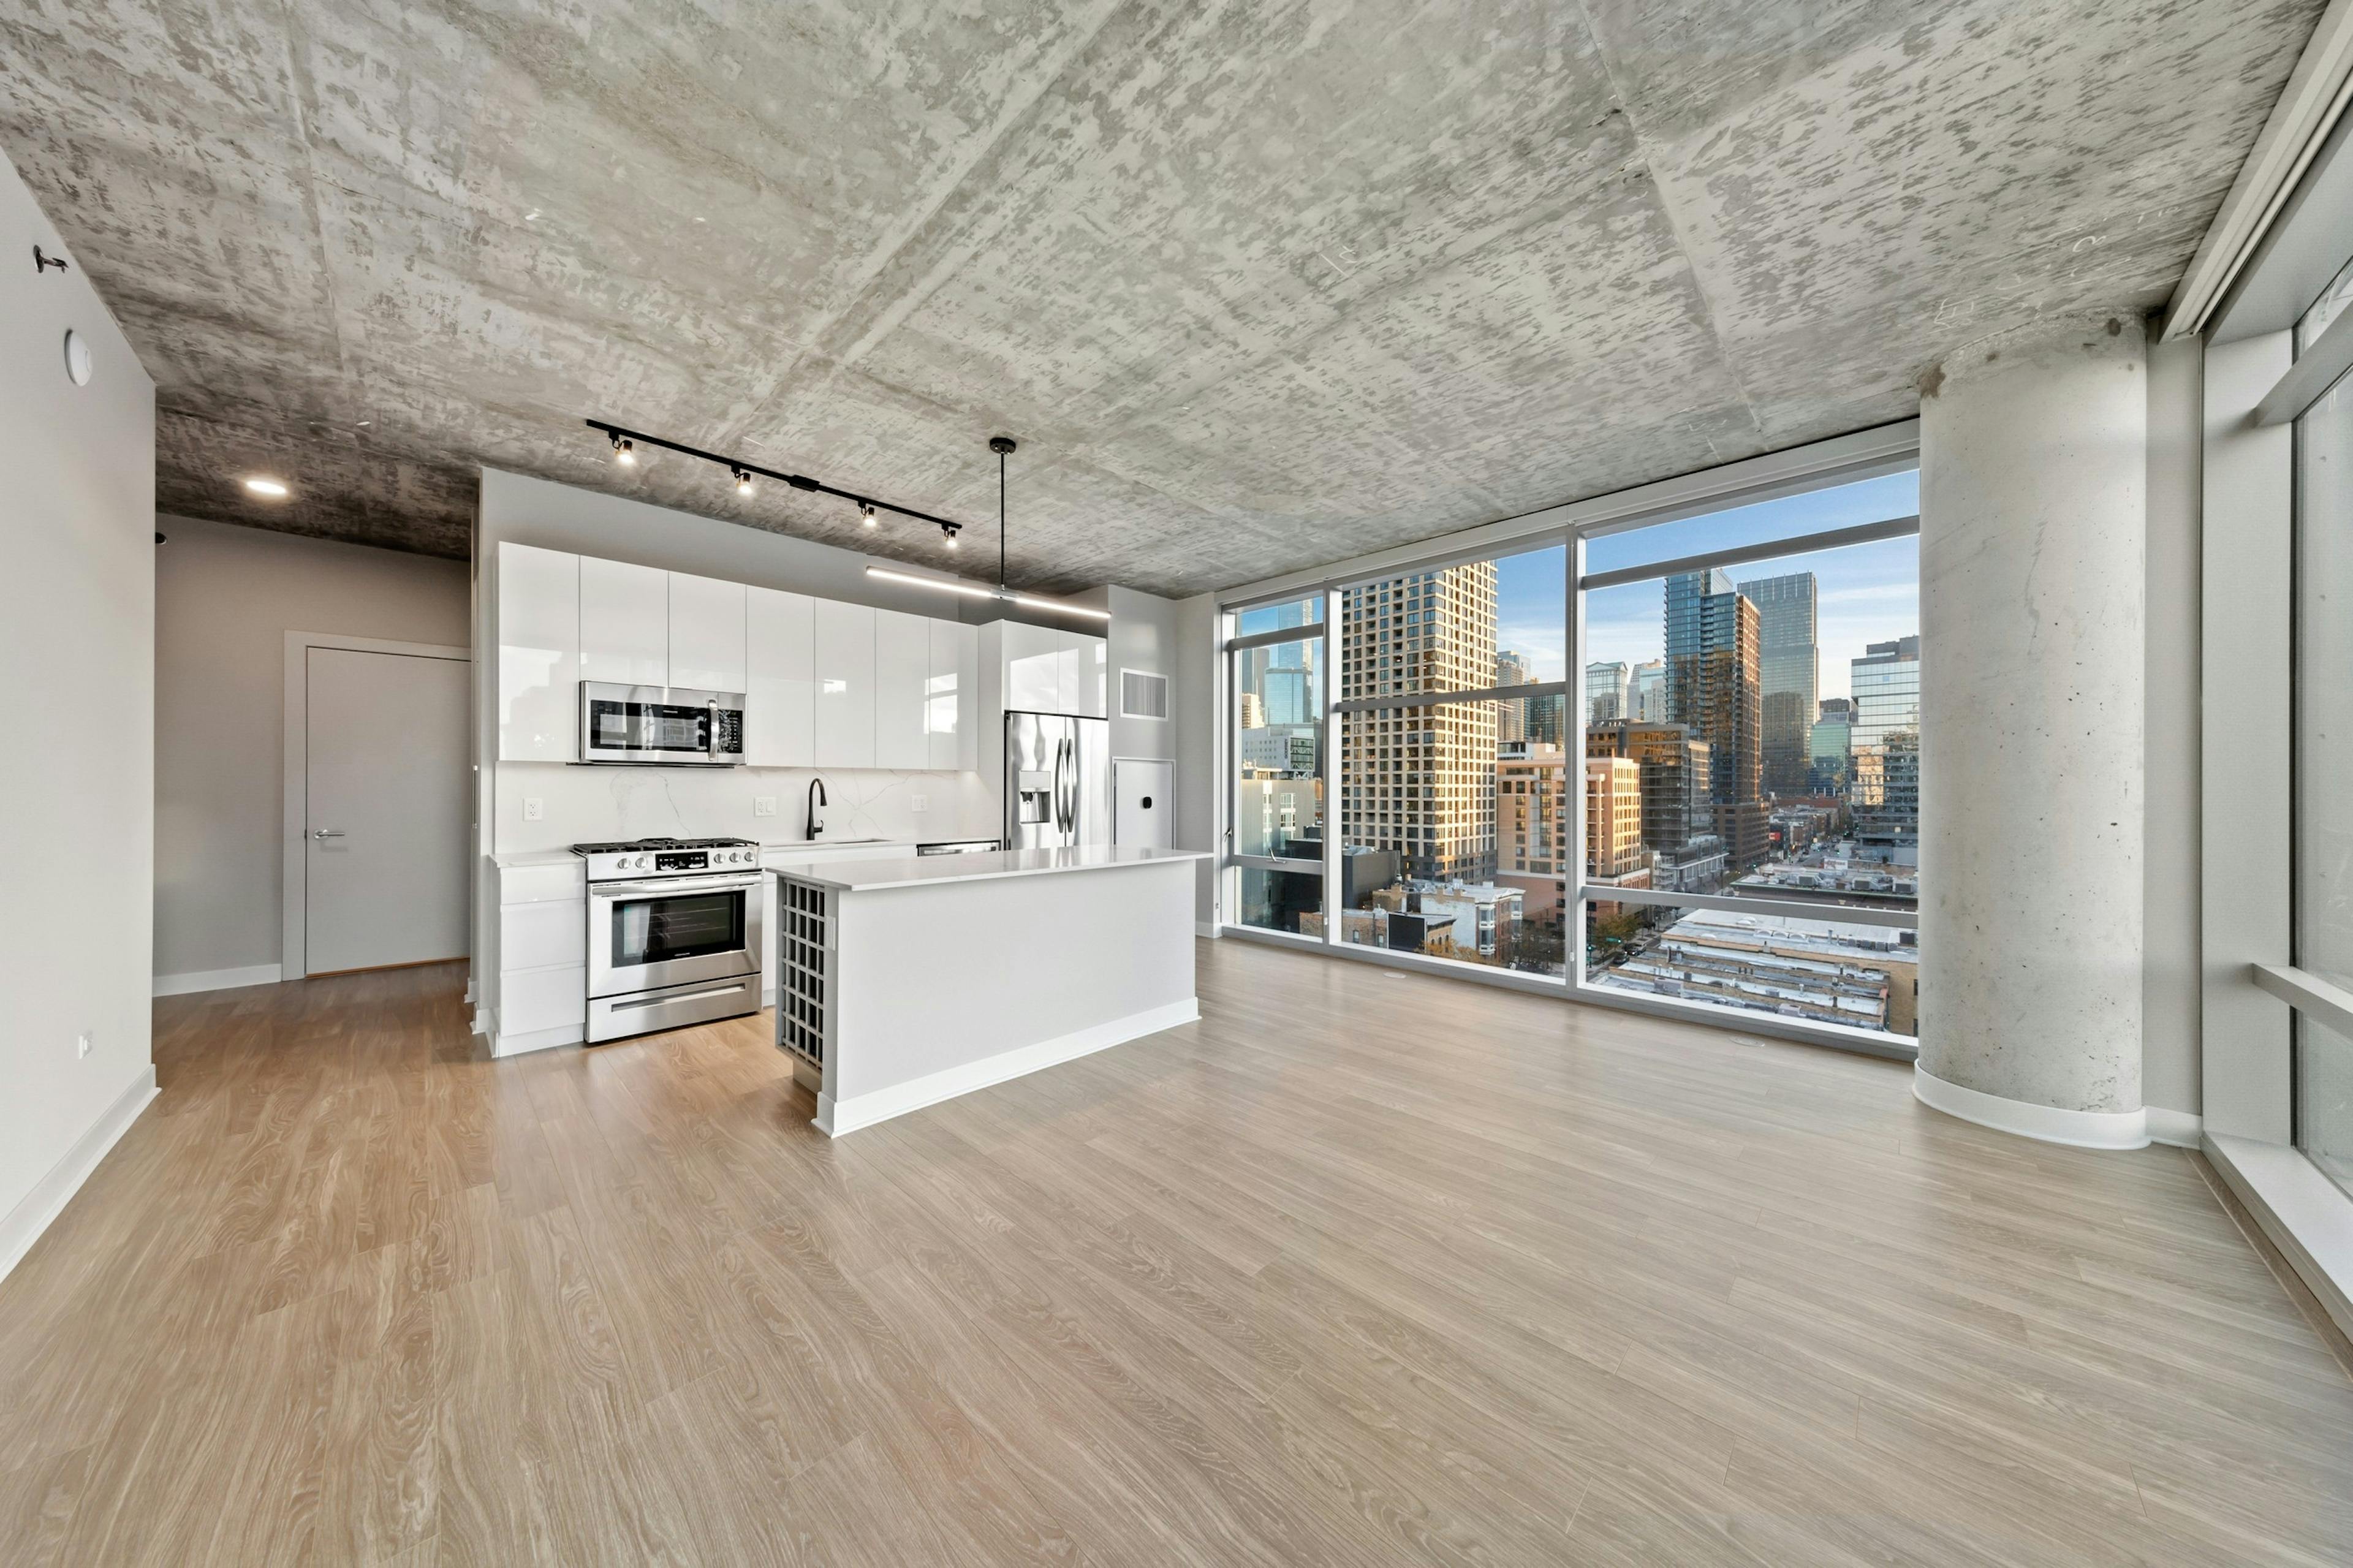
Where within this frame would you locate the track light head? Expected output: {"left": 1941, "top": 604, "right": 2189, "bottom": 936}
{"left": 733, "top": 466, "right": 754, "bottom": 496}
{"left": 860, "top": 502, "right": 877, "bottom": 528}
{"left": 942, "top": 525, "right": 959, "bottom": 549}
{"left": 612, "top": 434, "right": 635, "bottom": 466}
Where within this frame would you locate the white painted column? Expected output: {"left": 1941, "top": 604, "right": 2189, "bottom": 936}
{"left": 1914, "top": 312, "right": 2150, "bottom": 1149}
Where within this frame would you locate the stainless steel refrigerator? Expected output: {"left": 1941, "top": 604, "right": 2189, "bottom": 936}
{"left": 1004, "top": 712, "right": 1110, "bottom": 851}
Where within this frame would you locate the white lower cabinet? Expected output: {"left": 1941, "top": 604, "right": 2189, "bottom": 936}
{"left": 874, "top": 608, "right": 932, "bottom": 770}
{"left": 814, "top": 599, "right": 877, "bottom": 768}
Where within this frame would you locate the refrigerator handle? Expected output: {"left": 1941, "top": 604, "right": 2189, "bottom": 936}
{"left": 1056, "top": 738, "right": 1073, "bottom": 835}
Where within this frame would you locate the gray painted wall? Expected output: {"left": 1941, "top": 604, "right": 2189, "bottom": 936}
{"left": 0, "top": 150, "right": 156, "bottom": 1267}
{"left": 2144, "top": 334, "right": 2203, "bottom": 1119}
{"left": 153, "top": 515, "right": 471, "bottom": 981}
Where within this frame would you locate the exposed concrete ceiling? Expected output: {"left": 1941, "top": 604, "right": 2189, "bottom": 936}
{"left": 1, "top": 0, "right": 2320, "bottom": 596}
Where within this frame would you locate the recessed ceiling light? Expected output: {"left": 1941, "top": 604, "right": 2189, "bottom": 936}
{"left": 523, "top": 208, "right": 540, "bottom": 222}
{"left": 244, "top": 477, "right": 290, "bottom": 498}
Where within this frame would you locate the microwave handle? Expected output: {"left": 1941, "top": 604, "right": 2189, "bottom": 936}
{"left": 708, "top": 697, "right": 720, "bottom": 761}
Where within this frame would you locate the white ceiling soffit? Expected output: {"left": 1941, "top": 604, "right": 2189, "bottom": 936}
{"left": 2166, "top": 0, "right": 2353, "bottom": 340}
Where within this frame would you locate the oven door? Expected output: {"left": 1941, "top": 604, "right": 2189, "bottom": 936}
{"left": 587, "top": 873, "right": 764, "bottom": 998}
{"left": 579, "top": 683, "right": 746, "bottom": 765}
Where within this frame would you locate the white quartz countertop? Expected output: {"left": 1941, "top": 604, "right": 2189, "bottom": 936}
{"left": 771, "top": 844, "right": 1208, "bottom": 892}
{"left": 491, "top": 849, "right": 582, "bottom": 869}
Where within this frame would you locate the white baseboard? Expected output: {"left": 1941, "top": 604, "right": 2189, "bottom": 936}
{"left": 152, "top": 963, "right": 282, "bottom": 997}
{"left": 1912, "top": 1066, "right": 2150, "bottom": 1150}
{"left": 0, "top": 1066, "right": 159, "bottom": 1285}
{"left": 1195, "top": 921, "right": 1219, "bottom": 939}
{"left": 2145, "top": 1105, "right": 2203, "bottom": 1148}
{"left": 471, "top": 1005, "right": 495, "bottom": 1038}
{"left": 816, "top": 998, "right": 1200, "bottom": 1137}
{"left": 492, "top": 1022, "right": 582, "bottom": 1058}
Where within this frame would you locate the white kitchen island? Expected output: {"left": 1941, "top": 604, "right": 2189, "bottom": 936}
{"left": 771, "top": 846, "right": 1208, "bottom": 1135}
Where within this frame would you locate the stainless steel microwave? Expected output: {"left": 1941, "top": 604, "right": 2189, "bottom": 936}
{"left": 578, "top": 682, "right": 746, "bottom": 766}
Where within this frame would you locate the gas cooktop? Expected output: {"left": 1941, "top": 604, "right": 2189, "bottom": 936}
{"left": 570, "top": 836, "right": 757, "bottom": 855}
{"left": 573, "top": 836, "right": 763, "bottom": 880}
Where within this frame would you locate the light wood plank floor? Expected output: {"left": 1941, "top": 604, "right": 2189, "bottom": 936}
{"left": 4, "top": 941, "right": 2351, "bottom": 1566}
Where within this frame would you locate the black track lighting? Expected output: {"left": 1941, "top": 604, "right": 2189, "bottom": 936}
{"left": 583, "top": 419, "right": 975, "bottom": 541}
{"left": 860, "top": 502, "right": 877, "bottom": 528}
{"left": 611, "top": 433, "right": 635, "bottom": 466}
{"left": 942, "top": 524, "right": 959, "bottom": 548}
{"left": 732, "top": 466, "right": 754, "bottom": 496}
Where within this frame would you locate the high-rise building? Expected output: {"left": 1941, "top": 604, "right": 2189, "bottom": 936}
{"left": 1585, "top": 660, "right": 1629, "bottom": 722}
{"left": 1585, "top": 720, "right": 1711, "bottom": 858}
{"left": 1338, "top": 565, "right": 1499, "bottom": 881}
{"left": 1851, "top": 635, "right": 1920, "bottom": 840}
{"left": 1583, "top": 755, "right": 1645, "bottom": 878}
{"left": 1629, "top": 659, "right": 1666, "bottom": 721}
{"left": 1664, "top": 569, "right": 1766, "bottom": 869}
{"left": 1809, "top": 697, "right": 1852, "bottom": 795}
{"left": 1525, "top": 691, "right": 1566, "bottom": 746}
{"left": 1498, "top": 741, "right": 1568, "bottom": 876}
{"left": 1738, "top": 572, "right": 1819, "bottom": 798}
{"left": 1496, "top": 648, "right": 1533, "bottom": 741}
{"left": 1237, "top": 691, "right": 1266, "bottom": 730}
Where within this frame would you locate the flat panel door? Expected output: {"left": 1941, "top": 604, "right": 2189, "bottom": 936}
{"left": 874, "top": 608, "right": 931, "bottom": 770}
{"left": 305, "top": 647, "right": 470, "bottom": 974}
{"left": 1064, "top": 631, "right": 1108, "bottom": 719}
{"left": 1004, "top": 620, "right": 1063, "bottom": 712}
{"left": 813, "top": 599, "right": 876, "bottom": 768}
{"left": 930, "top": 619, "right": 978, "bottom": 771}
{"left": 1114, "top": 759, "right": 1173, "bottom": 849}
{"left": 745, "top": 585, "right": 814, "bottom": 767}
{"left": 668, "top": 572, "right": 747, "bottom": 692}
{"left": 578, "top": 556, "right": 669, "bottom": 686}
{"left": 497, "top": 542, "right": 578, "bottom": 761}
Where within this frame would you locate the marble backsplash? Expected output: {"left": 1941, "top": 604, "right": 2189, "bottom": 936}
{"left": 494, "top": 760, "right": 998, "bottom": 854}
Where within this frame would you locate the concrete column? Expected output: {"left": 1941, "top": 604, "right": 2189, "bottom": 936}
{"left": 1914, "top": 312, "right": 2149, "bottom": 1148}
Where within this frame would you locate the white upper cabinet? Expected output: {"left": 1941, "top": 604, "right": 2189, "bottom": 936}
{"left": 813, "top": 599, "right": 877, "bottom": 768}
{"left": 873, "top": 608, "right": 932, "bottom": 771}
{"left": 578, "top": 556, "right": 669, "bottom": 687}
{"left": 1001, "top": 620, "right": 1063, "bottom": 713}
{"left": 667, "top": 572, "right": 747, "bottom": 692}
{"left": 930, "top": 619, "right": 979, "bottom": 771}
{"left": 745, "top": 586, "right": 814, "bottom": 767}
{"left": 1065, "top": 629, "right": 1108, "bottom": 719}
{"left": 496, "top": 542, "right": 580, "bottom": 762}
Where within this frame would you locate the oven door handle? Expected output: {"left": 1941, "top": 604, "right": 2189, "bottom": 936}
{"left": 589, "top": 874, "right": 764, "bottom": 898}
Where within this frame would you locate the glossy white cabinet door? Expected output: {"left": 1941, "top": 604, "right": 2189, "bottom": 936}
{"left": 813, "top": 599, "right": 877, "bottom": 768}
{"left": 1064, "top": 630, "right": 1108, "bottom": 719}
{"left": 496, "top": 542, "right": 579, "bottom": 760}
{"left": 668, "top": 572, "right": 747, "bottom": 692}
{"left": 929, "top": 619, "right": 979, "bottom": 771}
{"left": 1002, "top": 620, "right": 1062, "bottom": 713}
{"left": 578, "top": 556, "right": 669, "bottom": 687}
{"left": 745, "top": 585, "right": 814, "bottom": 767}
{"left": 873, "top": 608, "right": 931, "bottom": 770}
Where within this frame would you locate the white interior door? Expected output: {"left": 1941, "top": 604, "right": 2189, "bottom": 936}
{"left": 1114, "top": 759, "right": 1175, "bottom": 849}
{"left": 305, "top": 646, "right": 470, "bottom": 974}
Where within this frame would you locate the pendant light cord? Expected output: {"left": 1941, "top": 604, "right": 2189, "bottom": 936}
{"left": 998, "top": 446, "right": 1008, "bottom": 591}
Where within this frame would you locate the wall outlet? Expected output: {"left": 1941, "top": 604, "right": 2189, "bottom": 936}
{"left": 76, "top": 1031, "right": 91, "bottom": 1059}
{"left": 754, "top": 796, "right": 777, "bottom": 817}
{"left": 911, "top": 793, "right": 929, "bottom": 812}
{"left": 523, "top": 797, "right": 544, "bottom": 821}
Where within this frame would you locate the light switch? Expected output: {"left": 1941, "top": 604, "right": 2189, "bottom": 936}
{"left": 523, "top": 797, "right": 544, "bottom": 821}
{"left": 755, "top": 796, "right": 778, "bottom": 817}
{"left": 77, "top": 1031, "right": 92, "bottom": 1059}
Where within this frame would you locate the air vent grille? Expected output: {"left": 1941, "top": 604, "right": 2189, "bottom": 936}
{"left": 1121, "top": 668, "right": 1170, "bottom": 721}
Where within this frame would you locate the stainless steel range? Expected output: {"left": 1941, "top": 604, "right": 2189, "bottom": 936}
{"left": 575, "top": 837, "right": 765, "bottom": 1043}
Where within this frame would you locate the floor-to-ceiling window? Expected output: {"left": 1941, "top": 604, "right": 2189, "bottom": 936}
{"left": 1215, "top": 441, "right": 1927, "bottom": 1056}
{"left": 1228, "top": 596, "right": 1327, "bottom": 934}
{"left": 1577, "top": 473, "right": 1922, "bottom": 1044}
{"left": 2294, "top": 261, "right": 2353, "bottom": 1198}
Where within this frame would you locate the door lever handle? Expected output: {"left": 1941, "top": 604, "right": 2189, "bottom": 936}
{"left": 310, "top": 828, "right": 346, "bottom": 840}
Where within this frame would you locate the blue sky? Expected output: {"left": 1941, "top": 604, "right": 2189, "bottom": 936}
{"left": 1497, "top": 471, "right": 1920, "bottom": 700}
